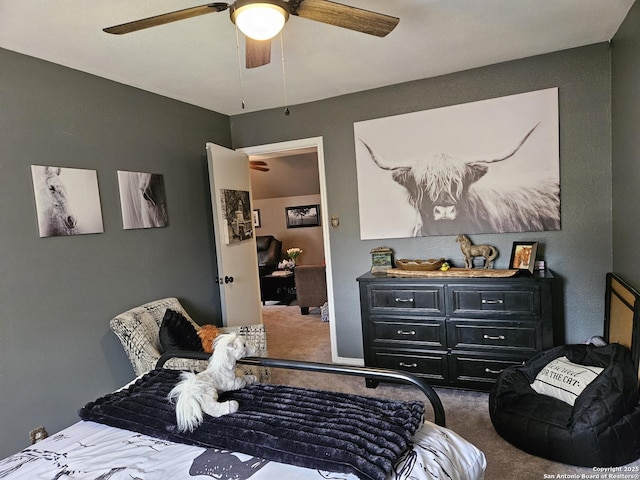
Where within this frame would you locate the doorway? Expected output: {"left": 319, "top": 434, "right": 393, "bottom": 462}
{"left": 239, "top": 137, "right": 337, "bottom": 362}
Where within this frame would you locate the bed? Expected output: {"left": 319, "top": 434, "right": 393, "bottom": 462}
{"left": 605, "top": 272, "right": 640, "bottom": 383}
{"left": 0, "top": 358, "right": 486, "bottom": 480}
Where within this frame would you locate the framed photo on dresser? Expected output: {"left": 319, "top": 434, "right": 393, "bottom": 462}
{"left": 509, "top": 242, "right": 538, "bottom": 274}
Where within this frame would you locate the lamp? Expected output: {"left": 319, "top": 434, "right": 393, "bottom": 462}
{"left": 231, "top": 0, "right": 289, "bottom": 41}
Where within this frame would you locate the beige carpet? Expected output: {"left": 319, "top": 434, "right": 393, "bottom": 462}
{"left": 262, "top": 304, "right": 640, "bottom": 480}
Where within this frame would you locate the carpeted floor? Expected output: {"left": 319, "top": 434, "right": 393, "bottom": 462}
{"left": 262, "top": 304, "right": 640, "bottom": 480}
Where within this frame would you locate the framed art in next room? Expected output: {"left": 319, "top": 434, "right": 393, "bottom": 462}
{"left": 285, "top": 204, "right": 321, "bottom": 228}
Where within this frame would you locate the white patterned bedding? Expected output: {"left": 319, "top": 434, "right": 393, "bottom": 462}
{"left": 0, "top": 419, "right": 486, "bottom": 480}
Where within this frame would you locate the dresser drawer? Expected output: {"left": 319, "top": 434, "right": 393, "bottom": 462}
{"left": 371, "top": 318, "right": 446, "bottom": 349}
{"left": 448, "top": 285, "right": 539, "bottom": 318}
{"left": 373, "top": 350, "right": 447, "bottom": 381}
{"left": 368, "top": 285, "right": 445, "bottom": 314}
{"left": 450, "top": 354, "right": 526, "bottom": 388}
{"left": 447, "top": 319, "right": 541, "bottom": 353}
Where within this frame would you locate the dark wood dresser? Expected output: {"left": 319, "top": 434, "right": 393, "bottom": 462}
{"left": 357, "top": 270, "right": 555, "bottom": 390}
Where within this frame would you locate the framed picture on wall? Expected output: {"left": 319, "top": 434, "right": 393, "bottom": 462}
{"left": 117, "top": 170, "right": 168, "bottom": 230}
{"left": 31, "top": 165, "right": 104, "bottom": 237}
{"left": 285, "top": 204, "right": 321, "bottom": 228}
{"left": 509, "top": 241, "right": 538, "bottom": 274}
{"left": 220, "top": 189, "right": 253, "bottom": 244}
{"left": 354, "top": 87, "right": 560, "bottom": 240}
{"left": 253, "top": 209, "right": 261, "bottom": 228}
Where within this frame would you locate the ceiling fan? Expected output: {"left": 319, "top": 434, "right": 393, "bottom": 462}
{"left": 104, "top": 0, "right": 400, "bottom": 69}
{"left": 249, "top": 160, "right": 269, "bottom": 171}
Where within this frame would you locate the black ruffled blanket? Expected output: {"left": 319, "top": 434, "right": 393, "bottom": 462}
{"left": 79, "top": 368, "right": 424, "bottom": 480}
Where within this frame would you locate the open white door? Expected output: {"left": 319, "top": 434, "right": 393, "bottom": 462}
{"left": 206, "top": 143, "right": 262, "bottom": 327}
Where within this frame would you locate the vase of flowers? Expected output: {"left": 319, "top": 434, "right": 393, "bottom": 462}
{"left": 286, "top": 247, "right": 303, "bottom": 266}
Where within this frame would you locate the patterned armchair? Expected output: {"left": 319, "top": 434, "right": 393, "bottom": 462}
{"left": 110, "top": 297, "right": 270, "bottom": 382}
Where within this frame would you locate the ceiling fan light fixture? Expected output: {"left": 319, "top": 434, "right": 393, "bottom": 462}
{"left": 231, "top": 0, "right": 289, "bottom": 41}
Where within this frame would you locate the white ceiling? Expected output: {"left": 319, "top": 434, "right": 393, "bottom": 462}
{"left": 0, "top": 1, "right": 634, "bottom": 116}
{"left": 250, "top": 151, "right": 320, "bottom": 199}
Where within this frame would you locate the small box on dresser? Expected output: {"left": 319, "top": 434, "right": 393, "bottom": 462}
{"left": 357, "top": 270, "right": 554, "bottom": 391}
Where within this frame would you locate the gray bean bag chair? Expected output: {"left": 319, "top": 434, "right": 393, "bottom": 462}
{"left": 489, "top": 343, "right": 640, "bottom": 467}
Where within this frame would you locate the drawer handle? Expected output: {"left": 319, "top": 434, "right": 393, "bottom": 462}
{"left": 396, "top": 330, "right": 416, "bottom": 336}
{"left": 484, "top": 368, "right": 504, "bottom": 374}
{"left": 394, "top": 298, "right": 414, "bottom": 303}
{"left": 399, "top": 362, "right": 418, "bottom": 368}
{"left": 482, "top": 299, "right": 504, "bottom": 305}
{"left": 483, "top": 334, "right": 506, "bottom": 340}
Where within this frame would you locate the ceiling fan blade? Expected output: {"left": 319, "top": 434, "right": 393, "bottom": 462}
{"left": 250, "top": 160, "right": 268, "bottom": 166}
{"left": 246, "top": 38, "right": 272, "bottom": 68}
{"left": 103, "top": 3, "right": 229, "bottom": 35}
{"left": 293, "top": 0, "right": 399, "bottom": 37}
{"left": 250, "top": 166, "right": 270, "bottom": 172}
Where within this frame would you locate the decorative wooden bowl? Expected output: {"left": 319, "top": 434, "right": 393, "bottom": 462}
{"left": 395, "top": 258, "right": 445, "bottom": 271}
{"left": 386, "top": 268, "right": 517, "bottom": 278}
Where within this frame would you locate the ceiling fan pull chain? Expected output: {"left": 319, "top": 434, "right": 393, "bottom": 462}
{"left": 280, "top": 34, "right": 290, "bottom": 116}
{"left": 234, "top": 24, "right": 247, "bottom": 109}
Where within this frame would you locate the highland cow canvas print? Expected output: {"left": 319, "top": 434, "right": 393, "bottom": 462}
{"left": 354, "top": 87, "right": 560, "bottom": 240}
{"left": 31, "top": 165, "right": 104, "bottom": 237}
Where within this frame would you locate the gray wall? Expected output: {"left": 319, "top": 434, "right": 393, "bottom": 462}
{"left": 0, "top": 48, "right": 229, "bottom": 457}
{"left": 231, "top": 43, "right": 613, "bottom": 359}
{"left": 612, "top": 1, "right": 640, "bottom": 289}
